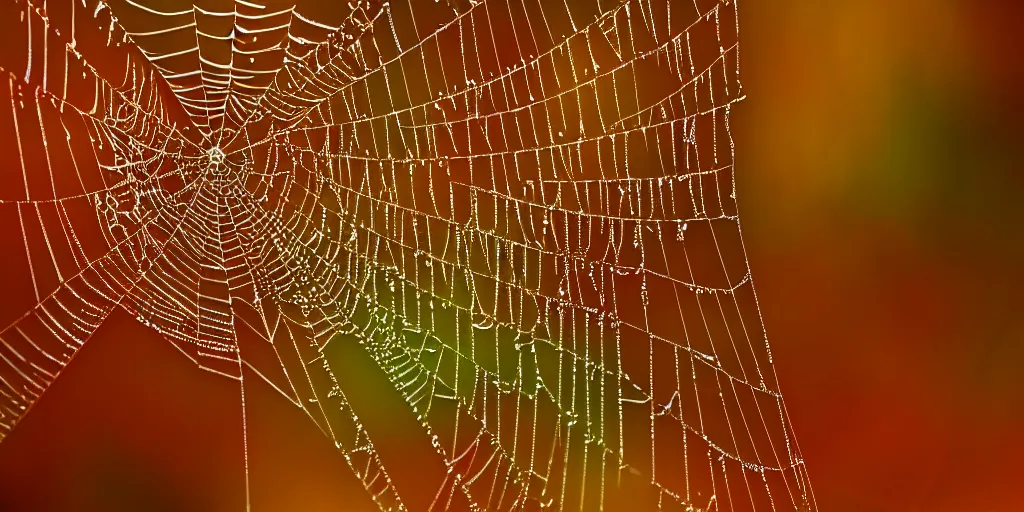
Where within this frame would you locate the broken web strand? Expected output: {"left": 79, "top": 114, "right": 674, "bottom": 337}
{"left": 0, "top": 0, "right": 816, "bottom": 511}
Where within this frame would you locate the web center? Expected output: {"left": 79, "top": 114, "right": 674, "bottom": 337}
{"left": 206, "top": 146, "right": 227, "bottom": 175}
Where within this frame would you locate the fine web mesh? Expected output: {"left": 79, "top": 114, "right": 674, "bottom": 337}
{"left": 0, "top": 0, "right": 815, "bottom": 510}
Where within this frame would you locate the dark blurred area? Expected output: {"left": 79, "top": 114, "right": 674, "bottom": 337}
{"left": 735, "top": 0, "right": 1023, "bottom": 510}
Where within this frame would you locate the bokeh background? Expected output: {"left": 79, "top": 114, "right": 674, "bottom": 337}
{"left": 735, "top": 0, "right": 1024, "bottom": 510}
{"left": 0, "top": 0, "right": 1021, "bottom": 511}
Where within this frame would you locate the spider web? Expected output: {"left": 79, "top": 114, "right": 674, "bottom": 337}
{"left": 0, "top": 0, "right": 815, "bottom": 510}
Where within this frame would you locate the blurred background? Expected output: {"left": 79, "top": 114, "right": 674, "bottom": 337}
{"left": 0, "top": 0, "right": 1021, "bottom": 511}
{"left": 735, "top": 0, "right": 1023, "bottom": 510}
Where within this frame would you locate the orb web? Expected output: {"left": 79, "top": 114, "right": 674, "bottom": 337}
{"left": 0, "top": 0, "right": 816, "bottom": 510}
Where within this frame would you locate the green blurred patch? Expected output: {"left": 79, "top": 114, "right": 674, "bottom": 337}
{"left": 844, "top": 69, "right": 1021, "bottom": 246}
